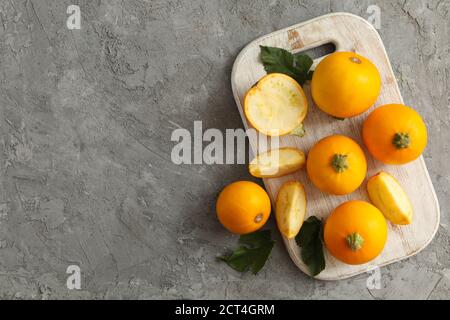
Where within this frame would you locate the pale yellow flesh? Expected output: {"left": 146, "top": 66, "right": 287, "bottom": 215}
{"left": 367, "top": 171, "right": 413, "bottom": 225}
{"left": 245, "top": 74, "right": 307, "bottom": 136}
{"left": 276, "top": 181, "right": 307, "bottom": 239}
{"left": 249, "top": 148, "right": 305, "bottom": 178}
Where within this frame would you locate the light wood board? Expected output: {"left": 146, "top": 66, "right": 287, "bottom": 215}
{"left": 230, "top": 12, "right": 440, "bottom": 280}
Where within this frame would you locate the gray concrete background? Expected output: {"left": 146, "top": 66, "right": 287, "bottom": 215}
{"left": 0, "top": 0, "right": 448, "bottom": 299}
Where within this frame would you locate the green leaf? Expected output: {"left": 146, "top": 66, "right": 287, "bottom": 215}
{"left": 219, "top": 230, "right": 275, "bottom": 275}
{"left": 260, "top": 46, "right": 314, "bottom": 86}
{"left": 250, "top": 241, "right": 274, "bottom": 274}
{"left": 301, "top": 237, "right": 325, "bottom": 277}
{"left": 219, "top": 247, "right": 254, "bottom": 273}
{"left": 260, "top": 46, "right": 294, "bottom": 73}
{"left": 295, "top": 216, "right": 325, "bottom": 276}
{"left": 293, "top": 54, "right": 313, "bottom": 84}
{"left": 239, "top": 229, "right": 272, "bottom": 247}
{"left": 295, "top": 216, "right": 321, "bottom": 247}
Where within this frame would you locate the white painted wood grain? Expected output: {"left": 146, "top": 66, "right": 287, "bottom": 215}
{"left": 231, "top": 13, "right": 440, "bottom": 280}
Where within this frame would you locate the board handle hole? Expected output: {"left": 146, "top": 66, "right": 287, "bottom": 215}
{"left": 294, "top": 42, "right": 336, "bottom": 60}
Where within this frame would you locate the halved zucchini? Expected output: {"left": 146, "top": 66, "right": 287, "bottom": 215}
{"left": 249, "top": 147, "right": 305, "bottom": 178}
{"left": 244, "top": 73, "right": 308, "bottom": 137}
{"left": 276, "top": 181, "right": 307, "bottom": 239}
{"left": 367, "top": 171, "right": 413, "bottom": 225}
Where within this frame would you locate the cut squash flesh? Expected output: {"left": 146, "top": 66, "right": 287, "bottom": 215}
{"left": 367, "top": 171, "right": 413, "bottom": 225}
{"left": 249, "top": 148, "right": 305, "bottom": 178}
{"left": 276, "top": 181, "right": 307, "bottom": 239}
{"left": 244, "top": 73, "right": 308, "bottom": 136}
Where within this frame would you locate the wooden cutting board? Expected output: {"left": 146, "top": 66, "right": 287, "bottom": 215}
{"left": 231, "top": 12, "right": 440, "bottom": 280}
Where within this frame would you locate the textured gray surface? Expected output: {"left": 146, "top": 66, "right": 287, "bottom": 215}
{"left": 0, "top": 0, "right": 448, "bottom": 300}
